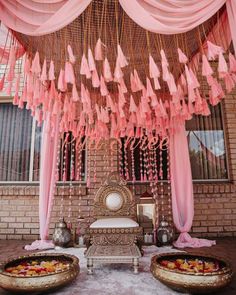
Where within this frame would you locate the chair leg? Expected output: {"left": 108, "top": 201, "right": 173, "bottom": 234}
{"left": 133, "top": 258, "right": 139, "bottom": 274}
{"left": 87, "top": 258, "right": 93, "bottom": 275}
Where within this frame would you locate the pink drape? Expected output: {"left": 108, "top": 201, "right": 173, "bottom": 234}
{"left": 119, "top": 0, "right": 226, "bottom": 34}
{"left": 226, "top": 0, "right": 236, "bottom": 51}
{"left": 119, "top": 0, "right": 236, "bottom": 52}
{"left": 169, "top": 123, "right": 216, "bottom": 248}
{"left": 25, "top": 113, "right": 59, "bottom": 250}
{"left": 0, "top": 0, "right": 92, "bottom": 36}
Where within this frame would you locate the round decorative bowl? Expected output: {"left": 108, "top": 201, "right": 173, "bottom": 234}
{"left": 150, "top": 252, "right": 233, "bottom": 294}
{"left": 0, "top": 253, "right": 79, "bottom": 293}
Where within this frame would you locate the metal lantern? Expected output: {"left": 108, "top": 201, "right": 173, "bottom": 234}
{"left": 156, "top": 220, "right": 174, "bottom": 246}
{"left": 52, "top": 218, "right": 72, "bottom": 247}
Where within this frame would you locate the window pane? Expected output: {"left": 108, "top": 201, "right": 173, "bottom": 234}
{"left": 0, "top": 103, "right": 32, "bottom": 181}
{"left": 186, "top": 104, "right": 228, "bottom": 180}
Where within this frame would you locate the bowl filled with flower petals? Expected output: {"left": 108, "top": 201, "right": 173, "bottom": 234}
{"left": 0, "top": 253, "right": 79, "bottom": 293}
{"left": 150, "top": 252, "right": 233, "bottom": 294}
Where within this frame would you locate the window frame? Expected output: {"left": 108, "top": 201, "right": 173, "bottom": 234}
{"left": 0, "top": 98, "right": 87, "bottom": 185}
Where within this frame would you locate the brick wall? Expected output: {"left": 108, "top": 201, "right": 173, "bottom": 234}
{"left": 0, "top": 81, "right": 236, "bottom": 241}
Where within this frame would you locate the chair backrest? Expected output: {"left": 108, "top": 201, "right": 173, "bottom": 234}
{"left": 93, "top": 172, "right": 137, "bottom": 219}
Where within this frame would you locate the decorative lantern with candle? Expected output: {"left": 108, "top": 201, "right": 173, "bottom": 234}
{"left": 156, "top": 220, "right": 174, "bottom": 246}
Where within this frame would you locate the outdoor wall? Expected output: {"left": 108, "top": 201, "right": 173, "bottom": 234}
{"left": 0, "top": 85, "right": 236, "bottom": 241}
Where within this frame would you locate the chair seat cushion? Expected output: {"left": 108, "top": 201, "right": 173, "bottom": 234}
{"left": 90, "top": 217, "right": 139, "bottom": 228}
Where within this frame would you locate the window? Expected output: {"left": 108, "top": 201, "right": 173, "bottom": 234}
{"left": 186, "top": 104, "right": 228, "bottom": 180}
{"left": 121, "top": 103, "right": 228, "bottom": 181}
{"left": 0, "top": 103, "right": 86, "bottom": 182}
{"left": 0, "top": 103, "right": 35, "bottom": 181}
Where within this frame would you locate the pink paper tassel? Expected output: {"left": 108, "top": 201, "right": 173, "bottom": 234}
{"left": 149, "top": 54, "right": 160, "bottom": 78}
{"left": 159, "top": 99, "right": 167, "bottom": 118}
{"left": 80, "top": 54, "right": 87, "bottom": 75}
{"left": 224, "top": 73, "right": 235, "bottom": 93}
{"left": 31, "top": 51, "right": 41, "bottom": 75}
{"left": 58, "top": 68, "right": 66, "bottom": 92}
{"left": 118, "top": 77, "right": 127, "bottom": 93}
{"left": 130, "top": 72, "right": 137, "bottom": 92}
{"left": 24, "top": 56, "right": 31, "bottom": 74}
{"left": 184, "top": 65, "right": 193, "bottom": 86}
{"left": 67, "top": 44, "right": 76, "bottom": 64}
{"left": 188, "top": 99, "right": 195, "bottom": 114}
{"left": 229, "top": 53, "right": 236, "bottom": 73}
{"left": 72, "top": 83, "right": 80, "bottom": 101}
{"left": 146, "top": 77, "right": 155, "bottom": 97}
{"left": 92, "top": 68, "right": 100, "bottom": 87}
{"left": 7, "top": 46, "right": 16, "bottom": 81}
{"left": 13, "top": 92, "right": 19, "bottom": 106}
{"left": 151, "top": 94, "right": 158, "bottom": 108}
{"left": 202, "top": 55, "right": 213, "bottom": 76}
{"left": 218, "top": 52, "right": 228, "bottom": 74}
{"left": 5, "top": 81, "right": 12, "bottom": 95}
{"left": 207, "top": 41, "right": 224, "bottom": 60}
{"left": 117, "top": 44, "right": 128, "bottom": 68}
{"left": 188, "top": 85, "right": 196, "bottom": 102}
{"left": 65, "top": 61, "right": 75, "bottom": 84}
{"left": 153, "top": 77, "right": 161, "bottom": 90}
{"left": 129, "top": 95, "right": 137, "bottom": 112}
{"left": 114, "top": 59, "right": 123, "bottom": 81}
{"left": 177, "top": 48, "right": 188, "bottom": 64}
{"left": 167, "top": 73, "right": 177, "bottom": 94}
{"left": 40, "top": 59, "right": 47, "bottom": 81}
{"left": 48, "top": 60, "right": 55, "bottom": 80}
{"left": 80, "top": 54, "right": 91, "bottom": 79}
{"left": 100, "top": 75, "right": 109, "bottom": 96}
{"left": 134, "top": 69, "right": 144, "bottom": 91}
{"left": 118, "top": 86, "right": 126, "bottom": 106}
{"left": 189, "top": 68, "right": 200, "bottom": 88}
{"left": 103, "top": 57, "right": 113, "bottom": 82}
{"left": 95, "top": 38, "right": 104, "bottom": 61}
{"left": 160, "top": 49, "right": 169, "bottom": 67}
{"left": 180, "top": 73, "right": 187, "bottom": 88}
{"left": 88, "top": 48, "right": 96, "bottom": 71}
{"left": 13, "top": 74, "right": 20, "bottom": 105}
{"left": 201, "top": 98, "right": 211, "bottom": 116}
{"left": 106, "top": 94, "right": 116, "bottom": 112}
{"left": 0, "top": 75, "right": 5, "bottom": 91}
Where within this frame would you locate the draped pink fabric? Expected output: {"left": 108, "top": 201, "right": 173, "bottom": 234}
{"left": 25, "top": 113, "right": 59, "bottom": 250}
{"left": 0, "top": 0, "right": 92, "bottom": 36}
{"left": 169, "top": 123, "right": 216, "bottom": 248}
{"left": 226, "top": 0, "right": 236, "bottom": 51}
{"left": 119, "top": 0, "right": 226, "bottom": 34}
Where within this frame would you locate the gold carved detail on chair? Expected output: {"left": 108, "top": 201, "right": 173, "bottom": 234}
{"left": 92, "top": 234, "right": 136, "bottom": 246}
{"left": 94, "top": 173, "right": 136, "bottom": 218}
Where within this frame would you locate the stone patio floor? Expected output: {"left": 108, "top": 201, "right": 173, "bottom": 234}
{"left": 0, "top": 238, "right": 235, "bottom": 295}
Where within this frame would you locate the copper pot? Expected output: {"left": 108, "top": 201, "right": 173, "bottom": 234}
{"left": 0, "top": 253, "right": 79, "bottom": 293}
{"left": 150, "top": 252, "right": 233, "bottom": 294}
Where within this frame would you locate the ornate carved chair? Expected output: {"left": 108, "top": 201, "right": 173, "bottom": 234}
{"left": 85, "top": 173, "right": 143, "bottom": 250}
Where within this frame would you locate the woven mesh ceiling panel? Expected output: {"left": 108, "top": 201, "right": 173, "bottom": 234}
{"left": 13, "top": 0, "right": 226, "bottom": 95}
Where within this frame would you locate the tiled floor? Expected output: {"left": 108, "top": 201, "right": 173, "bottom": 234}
{"left": 0, "top": 238, "right": 235, "bottom": 294}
